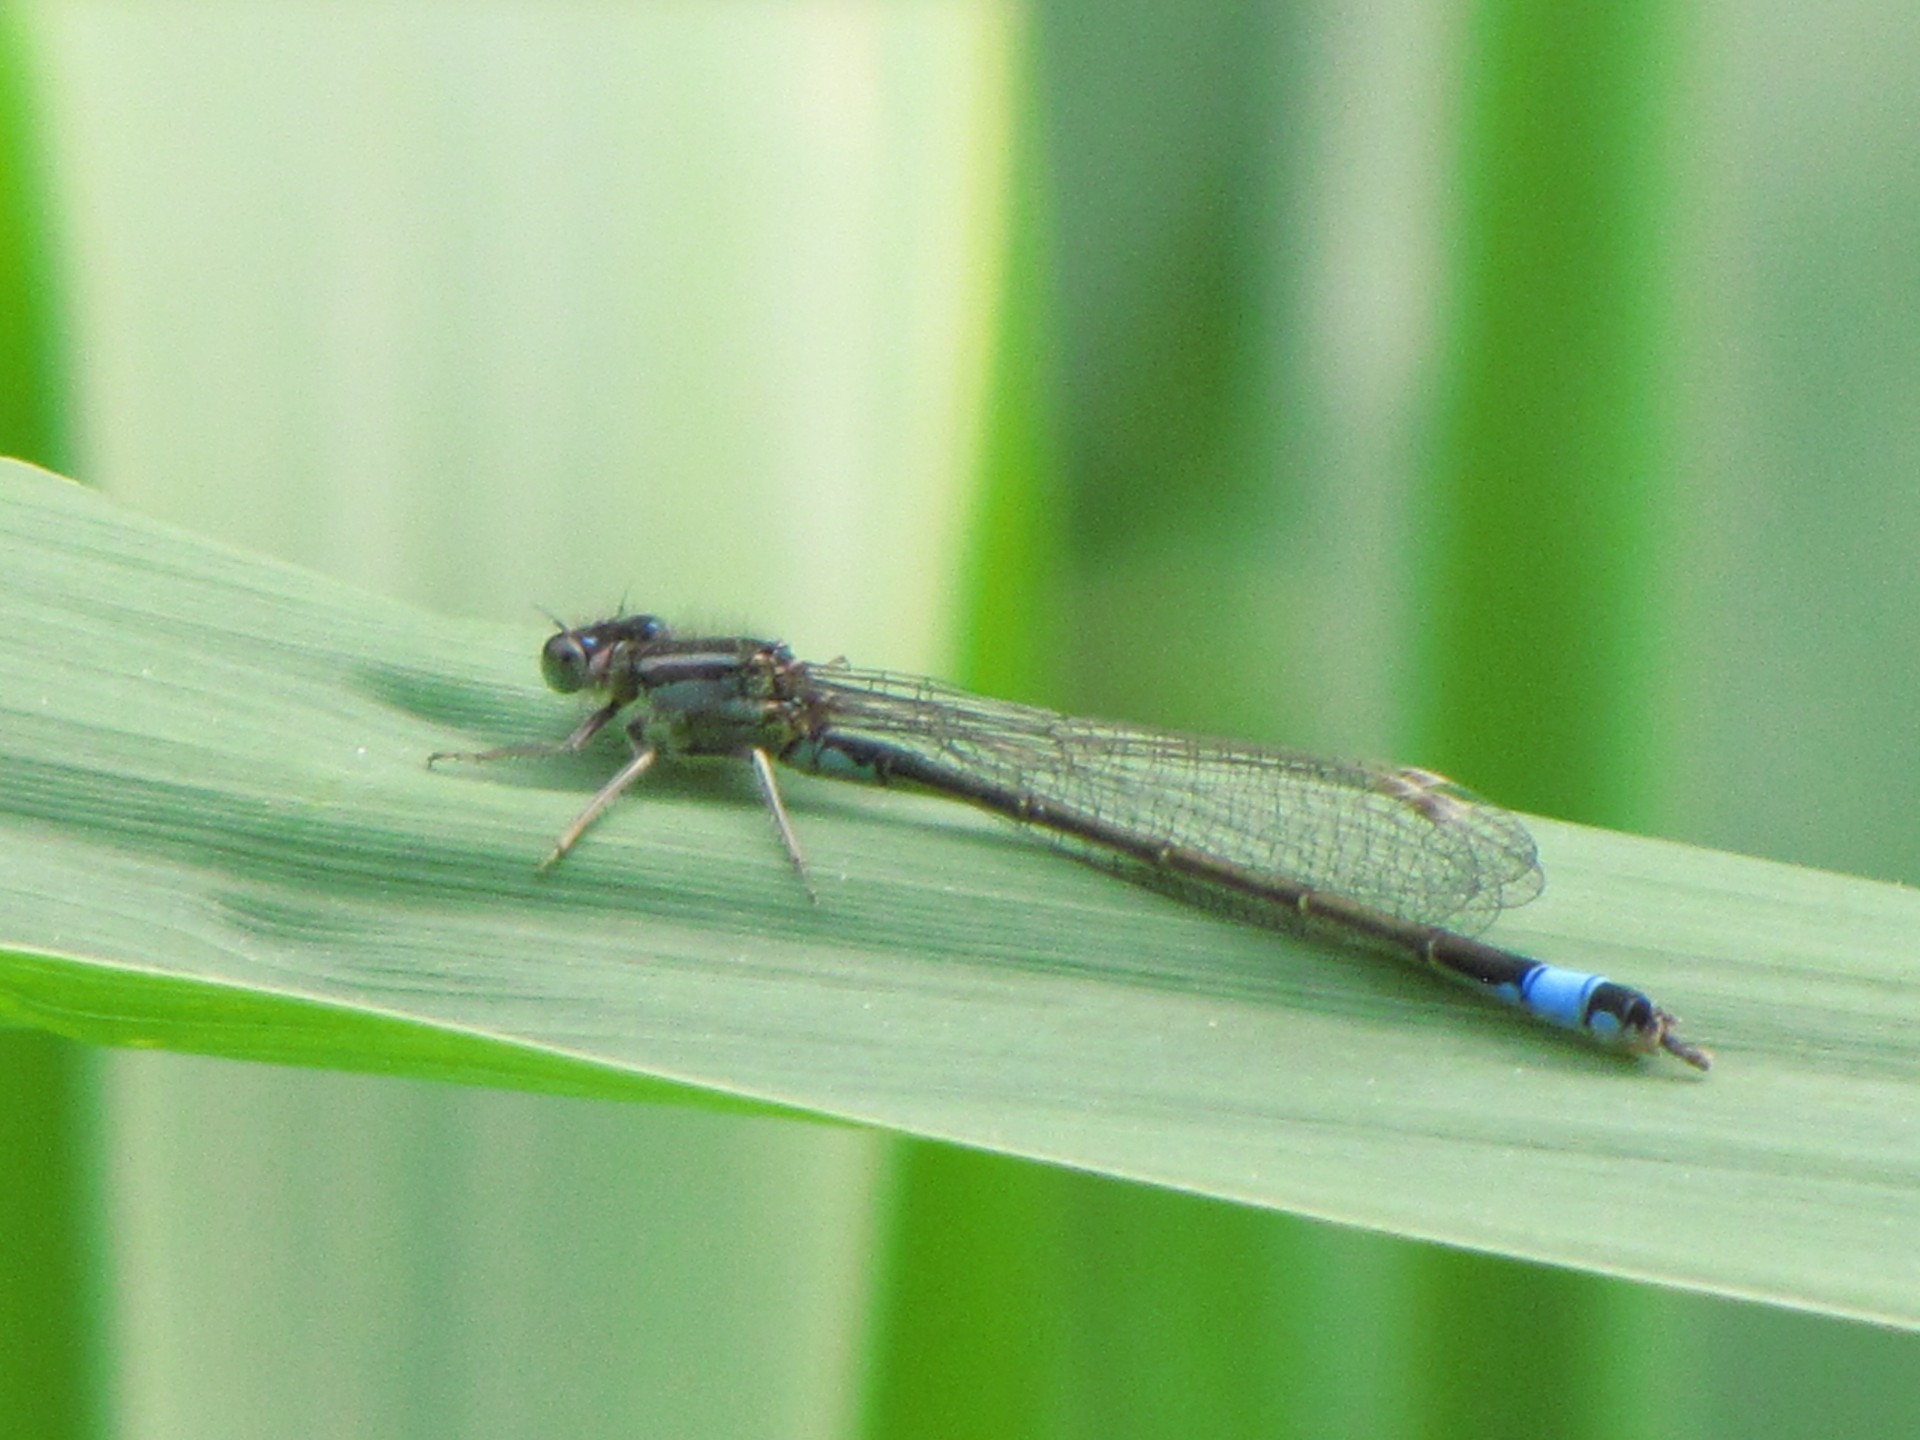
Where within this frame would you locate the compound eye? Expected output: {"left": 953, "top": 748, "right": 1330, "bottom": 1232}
{"left": 540, "top": 633, "right": 593, "bottom": 693}
{"left": 612, "top": 614, "right": 666, "bottom": 642}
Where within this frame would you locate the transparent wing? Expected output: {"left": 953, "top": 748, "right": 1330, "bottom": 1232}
{"left": 806, "top": 665, "right": 1544, "bottom": 935}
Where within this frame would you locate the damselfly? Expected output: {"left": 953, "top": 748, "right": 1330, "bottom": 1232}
{"left": 430, "top": 614, "right": 1710, "bottom": 1070}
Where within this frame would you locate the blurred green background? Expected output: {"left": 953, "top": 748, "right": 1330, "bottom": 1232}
{"left": 3, "top": 2, "right": 1918, "bottom": 1437}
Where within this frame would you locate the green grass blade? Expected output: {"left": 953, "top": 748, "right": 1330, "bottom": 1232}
{"left": 0, "top": 18, "right": 92, "bottom": 1440}
{"left": 3, "top": 460, "right": 1917, "bottom": 1326}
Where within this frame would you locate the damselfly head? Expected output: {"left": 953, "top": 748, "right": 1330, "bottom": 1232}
{"left": 539, "top": 614, "right": 670, "bottom": 694}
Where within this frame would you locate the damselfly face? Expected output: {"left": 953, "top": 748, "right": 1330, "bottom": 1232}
{"left": 540, "top": 615, "right": 670, "bottom": 694}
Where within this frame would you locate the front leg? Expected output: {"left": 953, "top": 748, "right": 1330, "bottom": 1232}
{"left": 428, "top": 699, "right": 625, "bottom": 768}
